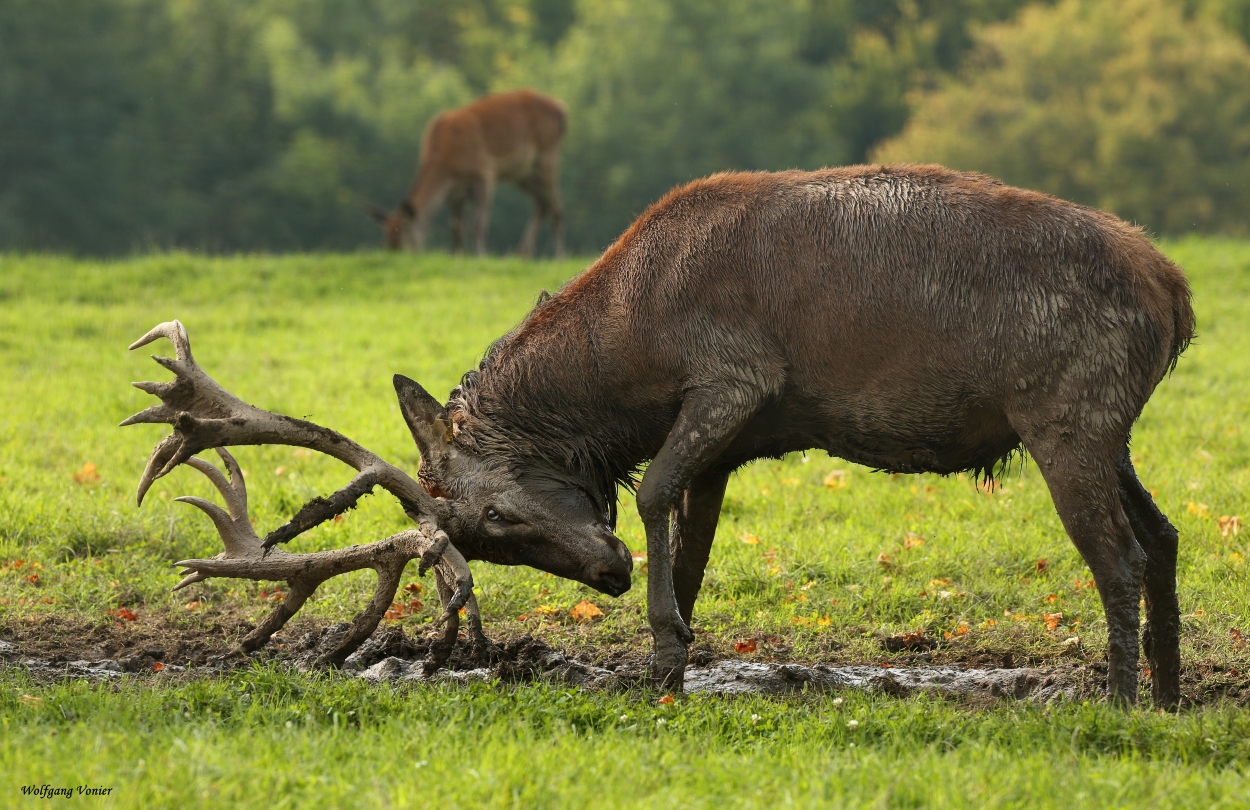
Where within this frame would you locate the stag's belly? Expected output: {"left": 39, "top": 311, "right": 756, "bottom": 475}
{"left": 728, "top": 390, "right": 1022, "bottom": 477}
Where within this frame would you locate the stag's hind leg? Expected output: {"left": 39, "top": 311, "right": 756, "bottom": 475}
{"left": 1020, "top": 428, "right": 1145, "bottom": 704}
{"left": 1116, "top": 446, "right": 1182, "bottom": 708}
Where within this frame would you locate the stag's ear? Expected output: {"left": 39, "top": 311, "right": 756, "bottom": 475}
{"left": 394, "top": 374, "right": 451, "bottom": 458}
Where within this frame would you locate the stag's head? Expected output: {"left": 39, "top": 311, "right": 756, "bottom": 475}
{"left": 394, "top": 375, "right": 633, "bottom": 598}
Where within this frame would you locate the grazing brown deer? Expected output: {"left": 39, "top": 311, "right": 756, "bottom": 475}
{"left": 366, "top": 89, "right": 566, "bottom": 258}
{"left": 129, "top": 165, "right": 1192, "bottom": 707}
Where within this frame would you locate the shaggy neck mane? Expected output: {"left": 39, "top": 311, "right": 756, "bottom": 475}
{"left": 444, "top": 287, "right": 649, "bottom": 528}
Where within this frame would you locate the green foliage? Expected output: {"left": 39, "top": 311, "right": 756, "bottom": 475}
{"left": 875, "top": 0, "right": 1250, "bottom": 234}
{"left": 2, "top": 0, "right": 1047, "bottom": 255}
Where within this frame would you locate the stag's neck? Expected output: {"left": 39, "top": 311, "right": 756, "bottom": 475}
{"left": 458, "top": 271, "right": 675, "bottom": 499}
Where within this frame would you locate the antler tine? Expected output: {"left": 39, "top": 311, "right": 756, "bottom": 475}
{"left": 124, "top": 319, "right": 483, "bottom": 668}
{"left": 128, "top": 320, "right": 193, "bottom": 363}
{"left": 182, "top": 455, "right": 236, "bottom": 509}
{"left": 173, "top": 452, "right": 262, "bottom": 558}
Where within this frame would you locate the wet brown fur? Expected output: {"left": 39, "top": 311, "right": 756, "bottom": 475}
{"left": 422, "top": 164, "right": 1193, "bottom": 704}
{"left": 374, "top": 89, "right": 566, "bottom": 257}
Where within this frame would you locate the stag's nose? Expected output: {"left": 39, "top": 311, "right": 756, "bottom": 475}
{"left": 593, "top": 568, "right": 632, "bottom": 597}
{"left": 588, "top": 531, "right": 632, "bottom": 596}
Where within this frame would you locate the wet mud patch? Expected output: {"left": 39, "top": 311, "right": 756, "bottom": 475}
{"left": 2, "top": 613, "right": 1247, "bottom": 706}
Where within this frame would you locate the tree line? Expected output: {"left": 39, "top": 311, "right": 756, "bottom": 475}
{"left": 2, "top": 0, "right": 1249, "bottom": 255}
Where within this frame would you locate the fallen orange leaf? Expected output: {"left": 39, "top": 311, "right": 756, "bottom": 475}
{"left": 569, "top": 600, "right": 604, "bottom": 623}
{"left": 71, "top": 462, "right": 99, "bottom": 484}
{"left": 106, "top": 607, "right": 138, "bottom": 621}
{"left": 1043, "top": 612, "right": 1063, "bottom": 631}
{"left": 1218, "top": 516, "right": 1242, "bottom": 537}
{"left": 823, "top": 469, "right": 849, "bottom": 490}
{"left": 657, "top": 694, "right": 674, "bottom": 705}
{"left": 876, "top": 552, "right": 892, "bottom": 569}
{"left": 403, "top": 582, "right": 423, "bottom": 594}
{"left": 903, "top": 532, "right": 925, "bottom": 549}
{"left": 152, "top": 662, "right": 165, "bottom": 672}
{"left": 1035, "top": 559, "right": 1049, "bottom": 572}
{"left": 740, "top": 532, "right": 761, "bottom": 545}
{"left": 734, "top": 639, "right": 758, "bottom": 654}
{"left": 1187, "top": 501, "right": 1209, "bottom": 518}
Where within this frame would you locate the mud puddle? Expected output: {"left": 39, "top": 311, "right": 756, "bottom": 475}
{"left": 3, "top": 615, "right": 1247, "bottom": 705}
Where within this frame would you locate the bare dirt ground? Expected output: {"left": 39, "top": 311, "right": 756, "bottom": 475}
{"left": 2, "top": 610, "right": 1247, "bottom": 706}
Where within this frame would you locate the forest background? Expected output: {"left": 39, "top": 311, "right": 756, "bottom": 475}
{"left": 4, "top": 0, "right": 1250, "bottom": 256}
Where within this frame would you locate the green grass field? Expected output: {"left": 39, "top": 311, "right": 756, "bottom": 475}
{"left": 1, "top": 241, "right": 1249, "bottom": 808}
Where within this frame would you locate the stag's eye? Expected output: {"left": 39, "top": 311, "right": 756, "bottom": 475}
{"left": 486, "top": 508, "right": 502, "bottom": 522}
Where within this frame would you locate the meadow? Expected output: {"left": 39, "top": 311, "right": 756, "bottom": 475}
{"left": 1, "top": 241, "right": 1248, "bottom": 807}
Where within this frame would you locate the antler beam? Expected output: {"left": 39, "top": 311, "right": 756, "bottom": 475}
{"left": 122, "top": 321, "right": 485, "bottom": 670}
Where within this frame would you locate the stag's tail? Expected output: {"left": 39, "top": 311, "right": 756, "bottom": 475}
{"left": 1164, "top": 258, "right": 1195, "bottom": 374}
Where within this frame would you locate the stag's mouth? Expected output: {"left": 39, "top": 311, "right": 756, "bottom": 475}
{"left": 587, "top": 569, "right": 631, "bottom": 597}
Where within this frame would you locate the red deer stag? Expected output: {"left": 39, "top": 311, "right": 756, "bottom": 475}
{"left": 128, "top": 165, "right": 1192, "bottom": 707}
{"left": 366, "top": 89, "right": 566, "bottom": 258}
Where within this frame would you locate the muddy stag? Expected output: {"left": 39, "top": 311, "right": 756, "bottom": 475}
{"left": 365, "top": 89, "right": 566, "bottom": 257}
{"left": 126, "top": 165, "right": 1192, "bottom": 707}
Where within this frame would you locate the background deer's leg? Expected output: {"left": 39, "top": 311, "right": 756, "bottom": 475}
{"left": 538, "top": 154, "right": 564, "bottom": 259}
{"left": 448, "top": 195, "right": 466, "bottom": 255}
{"left": 671, "top": 468, "right": 731, "bottom": 628}
{"left": 470, "top": 174, "right": 495, "bottom": 257}
{"left": 1021, "top": 427, "right": 1145, "bottom": 705}
{"left": 1117, "top": 445, "right": 1182, "bottom": 708}
{"left": 515, "top": 175, "right": 547, "bottom": 259}
{"left": 407, "top": 176, "right": 452, "bottom": 252}
{"left": 637, "top": 385, "right": 767, "bottom": 690}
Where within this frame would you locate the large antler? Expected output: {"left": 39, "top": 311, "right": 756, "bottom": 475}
{"left": 122, "top": 321, "right": 484, "bottom": 670}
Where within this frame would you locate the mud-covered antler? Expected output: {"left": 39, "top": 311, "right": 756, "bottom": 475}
{"left": 122, "top": 320, "right": 486, "bottom": 670}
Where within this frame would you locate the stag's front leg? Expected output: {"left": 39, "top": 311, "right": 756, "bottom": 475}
{"left": 636, "top": 385, "right": 767, "bottom": 690}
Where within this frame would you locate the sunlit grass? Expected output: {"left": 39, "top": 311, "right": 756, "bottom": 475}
{"left": 1, "top": 240, "right": 1248, "bottom": 807}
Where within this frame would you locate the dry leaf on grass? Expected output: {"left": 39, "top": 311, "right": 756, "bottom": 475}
{"left": 740, "top": 532, "right": 761, "bottom": 545}
{"left": 1218, "top": 516, "right": 1241, "bottom": 537}
{"left": 106, "top": 607, "right": 137, "bottom": 621}
{"left": 657, "top": 694, "right": 675, "bottom": 705}
{"left": 71, "top": 462, "right": 99, "bottom": 484}
{"left": 823, "top": 469, "right": 849, "bottom": 490}
{"left": 734, "top": 639, "right": 758, "bottom": 654}
{"left": 569, "top": 600, "right": 604, "bottom": 623}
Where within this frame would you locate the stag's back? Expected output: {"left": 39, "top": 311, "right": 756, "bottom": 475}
{"left": 531, "top": 165, "right": 1193, "bottom": 472}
